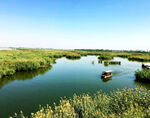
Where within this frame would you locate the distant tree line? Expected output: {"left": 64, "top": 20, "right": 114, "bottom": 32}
{"left": 74, "top": 49, "right": 150, "bottom": 53}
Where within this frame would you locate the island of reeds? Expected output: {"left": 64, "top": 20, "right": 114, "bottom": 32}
{"left": 135, "top": 69, "right": 150, "bottom": 82}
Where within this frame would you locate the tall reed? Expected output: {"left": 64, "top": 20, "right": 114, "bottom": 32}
{"left": 135, "top": 69, "right": 150, "bottom": 82}
{"left": 11, "top": 88, "right": 150, "bottom": 118}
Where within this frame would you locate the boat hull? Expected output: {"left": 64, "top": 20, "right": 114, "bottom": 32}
{"left": 101, "top": 74, "right": 112, "bottom": 79}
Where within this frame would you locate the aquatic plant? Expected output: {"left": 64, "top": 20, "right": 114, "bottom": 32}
{"left": 98, "top": 55, "right": 114, "bottom": 60}
{"left": 91, "top": 61, "right": 95, "bottom": 64}
{"left": 11, "top": 88, "right": 150, "bottom": 118}
{"left": 104, "top": 61, "right": 121, "bottom": 65}
{"left": 135, "top": 69, "right": 150, "bottom": 82}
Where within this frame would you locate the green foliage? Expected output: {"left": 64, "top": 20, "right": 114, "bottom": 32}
{"left": 128, "top": 55, "right": 150, "bottom": 62}
{"left": 98, "top": 55, "right": 114, "bottom": 60}
{"left": 1, "top": 49, "right": 150, "bottom": 79}
{"left": 11, "top": 88, "right": 150, "bottom": 118}
{"left": 65, "top": 52, "right": 81, "bottom": 59}
{"left": 74, "top": 50, "right": 150, "bottom": 62}
{"left": 0, "top": 50, "right": 82, "bottom": 79}
{"left": 104, "top": 61, "right": 121, "bottom": 65}
{"left": 135, "top": 69, "right": 150, "bottom": 82}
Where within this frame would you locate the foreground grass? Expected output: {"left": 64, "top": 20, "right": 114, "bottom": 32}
{"left": 11, "top": 88, "right": 150, "bottom": 118}
{"left": 135, "top": 69, "right": 150, "bottom": 82}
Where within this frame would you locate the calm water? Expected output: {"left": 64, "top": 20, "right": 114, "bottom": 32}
{"left": 0, "top": 56, "right": 150, "bottom": 118}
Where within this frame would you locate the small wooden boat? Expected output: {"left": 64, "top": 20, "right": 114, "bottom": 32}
{"left": 101, "top": 70, "right": 112, "bottom": 79}
{"left": 142, "top": 63, "right": 150, "bottom": 69}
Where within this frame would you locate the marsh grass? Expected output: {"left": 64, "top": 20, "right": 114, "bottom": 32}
{"left": 65, "top": 52, "right": 81, "bottom": 59}
{"left": 128, "top": 55, "right": 150, "bottom": 62}
{"left": 0, "top": 50, "right": 82, "bottom": 79}
{"left": 135, "top": 69, "right": 150, "bottom": 82}
{"left": 1, "top": 49, "right": 150, "bottom": 79}
{"left": 11, "top": 88, "right": 150, "bottom": 118}
{"left": 104, "top": 61, "right": 121, "bottom": 65}
{"left": 98, "top": 55, "right": 114, "bottom": 60}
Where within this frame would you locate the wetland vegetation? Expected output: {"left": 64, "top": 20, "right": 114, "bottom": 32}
{"left": 1, "top": 49, "right": 150, "bottom": 79}
{"left": 12, "top": 88, "right": 150, "bottom": 118}
{"left": 103, "top": 61, "right": 121, "bottom": 66}
{"left": 0, "top": 50, "right": 81, "bottom": 79}
{"left": 135, "top": 69, "right": 150, "bottom": 82}
{"left": 0, "top": 49, "right": 150, "bottom": 118}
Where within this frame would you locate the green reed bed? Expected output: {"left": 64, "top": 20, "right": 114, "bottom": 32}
{"left": 128, "top": 55, "right": 150, "bottom": 62}
{"left": 73, "top": 51, "right": 104, "bottom": 56}
{"left": 1, "top": 49, "right": 150, "bottom": 79}
{"left": 135, "top": 69, "right": 150, "bottom": 82}
{"left": 65, "top": 52, "right": 81, "bottom": 59}
{"left": 74, "top": 50, "right": 150, "bottom": 62}
{"left": 11, "top": 88, "right": 150, "bottom": 118}
{"left": 0, "top": 50, "right": 82, "bottom": 79}
{"left": 104, "top": 61, "right": 121, "bottom": 65}
{"left": 98, "top": 55, "right": 114, "bottom": 60}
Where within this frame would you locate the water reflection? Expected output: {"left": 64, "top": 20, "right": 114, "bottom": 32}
{"left": 0, "top": 56, "right": 150, "bottom": 118}
{"left": 128, "top": 58, "right": 150, "bottom": 63}
{"left": 0, "top": 66, "right": 52, "bottom": 88}
{"left": 101, "top": 77, "right": 112, "bottom": 82}
{"left": 98, "top": 60, "right": 103, "bottom": 64}
{"left": 91, "top": 61, "right": 95, "bottom": 65}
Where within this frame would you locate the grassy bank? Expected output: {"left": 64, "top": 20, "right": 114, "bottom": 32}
{"left": 128, "top": 55, "right": 150, "bottom": 62}
{"left": 11, "top": 88, "right": 150, "bottom": 118}
{"left": 0, "top": 50, "right": 80, "bottom": 79}
{"left": 135, "top": 69, "right": 150, "bottom": 82}
{"left": 0, "top": 50, "right": 56, "bottom": 79}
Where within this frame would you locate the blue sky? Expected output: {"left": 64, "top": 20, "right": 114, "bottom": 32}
{"left": 0, "top": 0, "right": 150, "bottom": 50}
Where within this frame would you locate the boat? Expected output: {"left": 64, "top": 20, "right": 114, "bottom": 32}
{"left": 142, "top": 63, "right": 150, "bottom": 69}
{"left": 101, "top": 70, "right": 112, "bottom": 79}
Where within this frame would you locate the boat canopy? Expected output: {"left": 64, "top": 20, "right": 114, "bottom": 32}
{"left": 104, "top": 70, "right": 112, "bottom": 73}
{"left": 143, "top": 63, "right": 150, "bottom": 67}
